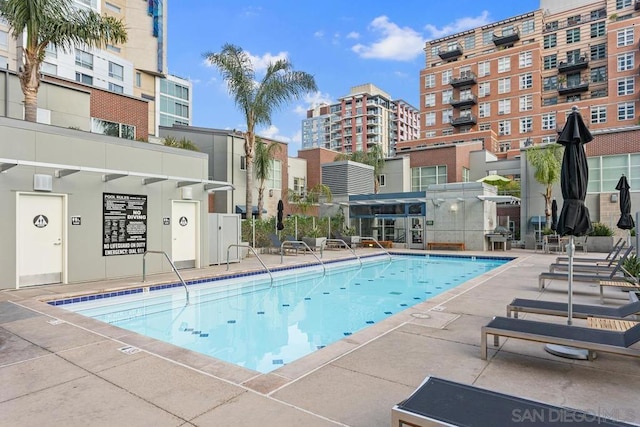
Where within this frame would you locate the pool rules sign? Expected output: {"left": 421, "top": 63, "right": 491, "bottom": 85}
{"left": 103, "top": 193, "right": 148, "bottom": 256}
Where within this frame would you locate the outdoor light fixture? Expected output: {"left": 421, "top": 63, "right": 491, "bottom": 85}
{"left": 269, "top": 189, "right": 274, "bottom": 197}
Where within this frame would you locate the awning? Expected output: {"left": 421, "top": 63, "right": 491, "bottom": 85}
{"left": 476, "top": 195, "right": 521, "bottom": 205}
{"left": 529, "top": 216, "right": 547, "bottom": 225}
{"left": 235, "top": 205, "right": 267, "bottom": 215}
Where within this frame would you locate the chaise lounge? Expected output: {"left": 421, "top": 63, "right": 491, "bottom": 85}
{"left": 548, "top": 246, "right": 634, "bottom": 274}
{"left": 480, "top": 316, "right": 640, "bottom": 361}
{"left": 555, "top": 237, "right": 625, "bottom": 264}
{"left": 506, "top": 297, "right": 640, "bottom": 320}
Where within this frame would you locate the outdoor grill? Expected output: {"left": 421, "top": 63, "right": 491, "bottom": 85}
{"left": 485, "top": 226, "right": 511, "bottom": 251}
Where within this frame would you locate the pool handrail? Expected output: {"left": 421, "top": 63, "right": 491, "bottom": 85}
{"left": 280, "top": 240, "right": 326, "bottom": 276}
{"left": 226, "top": 244, "right": 273, "bottom": 285}
{"left": 142, "top": 250, "right": 190, "bottom": 304}
{"left": 359, "top": 236, "right": 392, "bottom": 261}
{"left": 320, "top": 238, "right": 362, "bottom": 267}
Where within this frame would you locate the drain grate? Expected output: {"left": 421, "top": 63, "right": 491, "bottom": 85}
{"left": 118, "top": 346, "right": 141, "bottom": 355}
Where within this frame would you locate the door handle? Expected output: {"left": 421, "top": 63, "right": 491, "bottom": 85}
{"left": 53, "top": 239, "right": 62, "bottom": 246}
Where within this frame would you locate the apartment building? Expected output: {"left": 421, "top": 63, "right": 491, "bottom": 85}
{"left": 301, "top": 83, "right": 420, "bottom": 157}
{"left": 0, "top": 0, "right": 190, "bottom": 138}
{"left": 415, "top": 0, "right": 640, "bottom": 159}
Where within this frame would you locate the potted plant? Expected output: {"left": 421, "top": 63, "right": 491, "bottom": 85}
{"left": 302, "top": 227, "right": 326, "bottom": 250}
{"left": 587, "top": 222, "right": 615, "bottom": 253}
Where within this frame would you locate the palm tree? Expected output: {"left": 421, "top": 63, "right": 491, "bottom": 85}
{"left": 162, "top": 136, "right": 200, "bottom": 151}
{"left": 203, "top": 44, "right": 317, "bottom": 217}
{"left": 526, "top": 143, "right": 564, "bottom": 228}
{"left": 334, "top": 144, "right": 386, "bottom": 192}
{"left": 254, "top": 138, "right": 281, "bottom": 219}
{"left": 287, "top": 183, "right": 332, "bottom": 215}
{"left": 0, "top": 0, "right": 128, "bottom": 122}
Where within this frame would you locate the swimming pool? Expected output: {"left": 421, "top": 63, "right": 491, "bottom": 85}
{"left": 55, "top": 254, "right": 510, "bottom": 373}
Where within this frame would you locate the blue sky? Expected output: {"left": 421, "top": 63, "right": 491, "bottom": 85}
{"left": 167, "top": 1, "right": 540, "bottom": 156}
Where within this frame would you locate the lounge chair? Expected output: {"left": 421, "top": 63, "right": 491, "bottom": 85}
{"left": 548, "top": 246, "right": 634, "bottom": 273}
{"left": 392, "top": 376, "right": 638, "bottom": 427}
{"left": 480, "top": 316, "right": 640, "bottom": 361}
{"left": 506, "top": 297, "right": 640, "bottom": 320}
{"left": 268, "top": 233, "right": 297, "bottom": 255}
{"left": 555, "top": 237, "right": 625, "bottom": 264}
{"left": 538, "top": 246, "right": 636, "bottom": 290}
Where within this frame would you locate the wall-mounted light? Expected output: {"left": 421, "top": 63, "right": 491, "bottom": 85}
{"left": 610, "top": 193, "right": 618, "bottom": 203}
{"left": 269, "top": 189, "right": 274, "bottom": 197}
{"left": 450, "top": 203, "right": 458, "bottom": 212}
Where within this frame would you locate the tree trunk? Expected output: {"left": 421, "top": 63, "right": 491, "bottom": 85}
{"left": 244, "top": 131, "right": 255, "bottom": 218}
{"left": 257, "top": 186, "right": 264, "bottom": 220}
{"left": 20, "top": 49, "right": 41, "bottom": 123}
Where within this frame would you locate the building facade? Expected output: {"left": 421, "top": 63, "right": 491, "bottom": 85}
{"left": 301, "top": 83, "right": 420, "bottom": 157}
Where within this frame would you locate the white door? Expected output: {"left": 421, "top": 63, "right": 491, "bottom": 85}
{"left": 172, "top": 201, "right": 198, "bottom": 269}
{"left": 18, "top": 193, "right": 65, "bottom": 287}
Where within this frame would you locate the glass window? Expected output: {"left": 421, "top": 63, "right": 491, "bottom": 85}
{"left": 519, "top": 51, "right": 532, "bottom": 68}
{"left": 108, "top": 61, "right": 123, "bottom": 81}
{"left": 590, "top": 22, "right": 605, "bottom": 38}
{"left": 442, "top": 109, "right": 452, "bottom": 124}
{"left": 441, "top": 89, "right": 453, "bottom": 104}
{"left": 75, "top": 49, "right": 93, "bottom": 69}
{"left": 590, "top": 66, "right": 607, "bottom": 82}
{"left": 519, "top": 117, "right": 533, "bottom": 133}
{"left": 108, "top": 82, "right": 123, "bottom": 93}
{"left": 41, "top": 61, "right": 56, "bottom": 75}
{"left": 542, "top": 113, "right": 556, "bottom": 130}
{"left": 519, "top": 73, "right": 532, "bottom": 89}
{"left": 519, "top": 95, "right": 532, "bottom": 112}
{"left": 0, "top": 55, "right": 7, "bottom": 70}
{"left": 240, "top": 156, "right": 246, "bottom": 170}
{"left": 464, "top": 35, "right": 475, "bottom": 49}
{"left": 543, "top": 76, "right": 557, "bottom": 91}
{"left": 617, "top": 77, "right": 634, "bottom": 96}
{"left": 498, "top": 120, "right": 511, "bottom": 135}
{"left": 618, "top": 102, "right": 634, "bottom": 120}
{"left": 424, "top": 74, "right": 435, "bottom": 88}
{"left": 425, "top": 112, "right": 436, "bottom": 126}
{"left": 566, "top": 28, "right": 580, "bottom": 44}
{"left": 478, "top": 61, "right": 490, "bottom": 77}
{"left": 424, "top": 93, "right": 436, "bottom": 107}
{"left": 590, "top": 43, "right": 606, "bottom": 60}
{"left": 0, "top": 30, "right": 7, "bottom": 49}
{"left": 411, "top": 165, "right": 447, "bottom": 191}
{"left": 591, "top": 106, "right": 607, "bottom": 124}
{"left": 498, "top": 77, "right": 510, "bottom": 94}
{"left": 135, "top": 72, "right": 142, "bottom": 87}
{"left": 617, "top": 0, "right": 632, "bottom": 9}
{"left": 498, "top": 99, "right": 511, "bottom": 115}
{"left": 543, "top": 54, "right": 557, "bottom": 70}
{"left": 617, "top": 53, "right": 634, "bottom": 71}
{"left": 479, "top": 102, "right": 491, "bottom": 118}
{"left": 268, "top": 160, "right": 282, "bottom": 189}
{"left": 497, "top": 57, "right": 511, "bottom": 73}
{"left": 441, "top": 69, "right": 452, "bottom": 85}
{"left": 75, "top": 72, "right": 93, "bottom": 85}
{"left": 542, "top": 97, "right": 558, "bottom": 106}
{"left": 617, "top": 28, "right": 634, "bottom": 46}
{"left": 479, "top": 82, "right": 490, "bottom": 97}
{"left": 499, "top": 141, "right": 511, "bottom": 152}
{"left": 91, "top": 118, "right": 135, "bottom": 139}
{"left": 543, "top": 34, "right": 557, "bottom": 49}
{"left": 482, "top": 30, "right": 493, "bottom": 45}
{"left": 521, "top": 19, "right": 535, "bottom": 35}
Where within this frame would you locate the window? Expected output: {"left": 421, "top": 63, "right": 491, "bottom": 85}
{"left": 0, "top": 30, "right": 7, "bottom": 50}
{"left": 105, "top": 2, "right": 121, "bottom": 13}
{"left": 542, "top": 113, "right": 556, "bottom": 130}
{"left": 268, "top": 160, "right": 282, "bottom": 189}
{"left": 430, "top": 46, "right": 440, "bottom": 58}
{"left": 411, "top": 166, "right": 447, "bottom": 190}
{"left": 91, "top": 118, "right": 135, "bottom": 139}
{"left": 590, "top": 44, "right": 606, "bottom": 60}
{"left": 617, "top": 28, "right": 634, "bottom": 47}
{"left": 545, "top": 21, "right": 558, "bottom": 31}
{"left": 519, "top": 73, "right": 533, "bottom": 89}
{"left": 41, "top": 61, "right": 56, "bottom": 75}
{"left": 498, "top": 120, "right": 511, "bottom": 135}
{"left": 135, "top": 72, "right": 142, "bottom": 87}
{"left": 108, "top": 83, "right": 123, "bottom": 94}
{"left": 567, "top": 94, "right": 582, "bottom": 103}
{"left": 499, "top": 141, "right": 511, "bottom": 152}
{"left": 519, "top": 117, "right": 533, "bottom": 133}
{"left": 425, "top": 112, "right": 436, "bottom": 126}
{"left": 521, "top": 19, "right": 535, "bottom": 34}
{"left": 591, "top": 66, "right": 607, "bottom": 82}
{"left": 479, "top": 123, "right": 491, "bottom": 131}
{"left": 0, "top": 55, "right": 7, "bottom": 70}
{"left": 464, "top": 35, "right": 475, "bottom": 49}
{"left": 519, "top": 51, "right": 532, "bottom": 68}
{"left": 108, "top": 61, "right": 123, "bottom": 81}
{"left": 424, "top": 74, "right": 435, "bottom": 88}
{"left": 497, "top": 57, "right": 511, "bottom": 73}
{"left": 478, "top": 82, "right": 490, "bottom": 97}
{"left": 543, "top": 34, "right": 557, "bottom": 49}
{"left": 442, "top": 129, "right": 454, "bottom": 136}
{"left": 591, "top": 8, "right": 606, "bottom": 19}
{"left": 424, "top": 131, "right": 436, "bottom": 137}
{"left": 106, "top": 45, "right": 120, "bottom": 53}
{"left": 240, "top": 156, "right": 247, "bottom": 170}
{"left": 75, "top": 72, "right": 93, "bottom": 85}
{"left": 479, "top": 102, "right": 491, "bottom": 118}
{"left": 424, "top": 93, "right": 436, "bottom": 107}
{"left": 591, "top": 106, "right": 607, "bottom": 124}
{"left": 590, "top": 22, "right": 605, "bottom": 38}
{"left": 543, "top": 54, "right": 557, "bottom": 70}
{"left": 618, "top": 102, "right": 635, "bottom": 120}
{"left": 543, "top": 97, "right": 558, "bottom": 106}
{"left": 617, "top": 52, "right": 634, "bottom": 71}
{"left": 519, "top": 95, "right": 532, "bottom": 111}
{"left": 442, "top": 69, "right": 452, "bottom": 85}
{"left": 75, "top": 49, "right": 93, "bottom": 69}
{"left": 498, "top": 99, "right": 511, "bottom": 115}
{"left": 482, "top": 30, "right": 493, "bottom": 45}
{"left": 441, "top": 89, "right": 453, "bottom": 104}
{"left": 293, "top": 176, "right": 305, "bottom": 194}
{"left": 462, "top": 167, "right": 470, "bottom": 183}
{"left": 566, "top": 49, "right": 581, "bottom": 63}
{"left": 617, "top": 77, "right": 634, "bottom": 96}
{"left": 566, "top": 28, "right": 580, "bottom": 44}
{"left": 442, "top": 109, "right": 453, "bottom": 124}
{"left": 498, "top": 78, "right": 510, "bottom": 94}
{"left": 617, "top": 0, "right": 632, "bottom": 9}
{"left": 567, "top": 15, "right": 581, "bottom": 25}
{"left": 478, "top": 61, "right": 490, "bottom": 77}
{"left": 543, "top": 76, "right": 558, "bottom": 91}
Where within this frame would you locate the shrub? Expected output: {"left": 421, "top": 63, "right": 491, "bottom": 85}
{"left": 589, "top": 222, "right": 614, "bottom": 237}
{"left": 623, "top": 253, "right": 640, "bottom": 279}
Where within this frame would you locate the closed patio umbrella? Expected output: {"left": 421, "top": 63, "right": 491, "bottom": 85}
{"left": 616, "top": 175, "right": 635, "bottom": 232}
{"left": 550, "top": 199, "right": 558, "bottom": 233}
{"left": 277, "top": 199, "right": 285, "bottom": 231}
{"left": 546, "top": 106, "right": 593, "bottom": 360}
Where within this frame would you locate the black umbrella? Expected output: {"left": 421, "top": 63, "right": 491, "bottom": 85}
{"left": 550, "top": 199, "right": 558, "bottom": 233}
{"left": 616, "top": 175, "right": 635, "bottom": 231}
{"left": 556, "top": 106, "right": 593, "bottom": 329}
{"left": 276, "top": 199, "right": 285, "bottom": 231}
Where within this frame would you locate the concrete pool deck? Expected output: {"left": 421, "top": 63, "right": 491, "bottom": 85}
{"left": 1, "top": 248, "right": 639, "bottom": 426}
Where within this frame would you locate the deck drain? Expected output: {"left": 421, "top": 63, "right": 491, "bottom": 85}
{"left": 118, "top": 346, "right": 141, "bottom": 355}
{"left": 411, "top": 313, "right": 431, "bottom": 319}
{"left": 47, "top": 319, "right": 64, "bottom": 325}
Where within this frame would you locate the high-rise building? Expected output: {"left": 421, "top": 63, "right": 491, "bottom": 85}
{"left": 301, "top": 83, "right": 420, "bottom": 156}
{"left": 416, "top": 0, "right": 640, "bottom": 159}
{"left": 0, "top": 0, "right": 190, "bottom": 138}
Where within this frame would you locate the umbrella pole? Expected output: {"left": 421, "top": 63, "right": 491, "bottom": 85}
{"left": 567, "top": 236, "right": 574, "bottom": 326}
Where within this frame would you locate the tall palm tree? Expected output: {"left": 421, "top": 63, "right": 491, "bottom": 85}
{"left": 203, "top": 44, "right": 317, "bottom": 216}
{"left": 0, "top": 0, "right": 128, "bottom": 122}
{"left": 254, "top": 138, "right": 281, "bottom": 219}
{"left": 526, "top": 143, "right": 564, "bottom": 228}
{"left": 334, "top": 144, "right": 386, "bottom": 192}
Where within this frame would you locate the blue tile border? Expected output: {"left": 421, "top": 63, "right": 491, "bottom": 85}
{"left": 47, "top": 252, "right": 514, "bottom": 307}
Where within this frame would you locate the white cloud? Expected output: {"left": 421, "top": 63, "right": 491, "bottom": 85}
{"left": 314, "top": 30, "right": 324, "bottom": 38}
{"left": 424, "top": 11, "right": 491, "bottom": 39}
{"left": 247, "top": 51, "right": 289, "bottom": 73}
{"left": 259, "top": 124, "right": 291, "bottom": 143}
{"left": 346, "top": 31, "right": 360, "bottom": 40}
{"left": 292, "top": 91, "right": 334, "bottom": 116}
{"left": 351, "top": 16, "right": 424, "bottom": 61}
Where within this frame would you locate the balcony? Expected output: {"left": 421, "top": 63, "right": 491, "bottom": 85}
{"left": 493, "top": 27, "right": 520, "bottom": 46}
{"left": 450, "top": 94, "right": 477, "bottom": 108}
{"left": 438, "top": 43, "right": 463, "bottom": 60}
{"left": 558, "top": 81, "right": 589, "bottom": 95}
{"left": 636, "top": 0, "right": 640, "bottom": 10}
{"left": 558, "top": 57, "right": 588, "bottom": 73}
{"left": 450, "top": 72, "right": 477, "bottom": 87}
{"left": 451, "top": 114, "right": 477, "bottom": 127}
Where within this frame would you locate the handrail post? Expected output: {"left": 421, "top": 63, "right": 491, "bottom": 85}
{"left": 360, "top": 236, "right": 392, "bottom": 261}
{"left": 227, "top": 244, "right": 273, "bottom": 285}
{"left": 280, "top": 240, "right": 326, "bottom": 276}
{"left": 320, "top": 239, "right": 362, "bottom": 267}
{"left": 143, "top": 250, "right": 190, "bottom": 304}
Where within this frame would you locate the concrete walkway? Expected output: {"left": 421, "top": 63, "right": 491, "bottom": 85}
{"left": 1, "top": 248, "right": 639, "bottom": 426}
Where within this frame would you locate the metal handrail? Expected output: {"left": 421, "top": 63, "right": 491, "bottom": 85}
{"left": 226, "top": 244, "right": 273, "bottom": 285}
{"left": 280, "top": 240, "right": 326, "bottom": 276}
{"left": 143, "top": 250, "right": 190, "bottom": 304}
{"left": 359, "top": 236, "right": 392, "bottom": 261}
{"left": 320, "top": 238, "right": 362, "bottom": 267}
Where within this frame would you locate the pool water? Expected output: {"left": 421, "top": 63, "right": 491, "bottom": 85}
{"left": 59, "top": 255, "right": 509, "bottom": 373}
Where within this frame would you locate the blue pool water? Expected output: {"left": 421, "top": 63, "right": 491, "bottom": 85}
{"left": 57, "top": 254, "right": 509, "bottom": 373}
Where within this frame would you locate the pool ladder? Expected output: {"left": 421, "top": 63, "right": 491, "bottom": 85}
{"left": 320, "top": 239, "right": 362, "bottom": 267}
{"left": 142, "top": 250, "right": 190, "bottom": 304}
{"left": 359, "top": 236, "right": 392, "bottom": 261}
{"left": 280, "top": 240, "right": 326, "bottom": 276}
{"left": 226, "top": 244, "right": 274, "bottom": 285}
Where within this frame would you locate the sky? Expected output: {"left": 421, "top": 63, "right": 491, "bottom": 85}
{"left": 167, "top": 0, "right": 540, "bottom": 156}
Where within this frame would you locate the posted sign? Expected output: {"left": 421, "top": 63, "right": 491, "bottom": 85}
{"left": 103, "top": 193, "right": 148, "bottom": 256}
